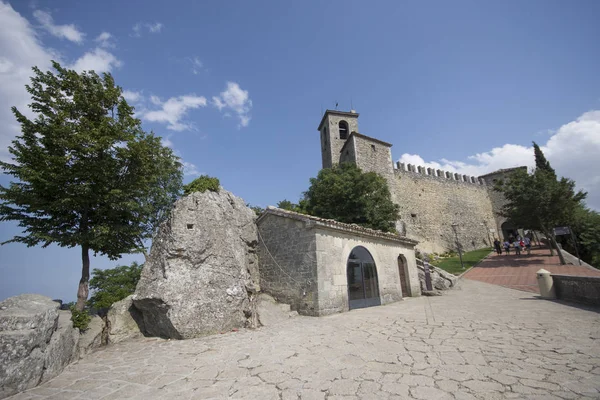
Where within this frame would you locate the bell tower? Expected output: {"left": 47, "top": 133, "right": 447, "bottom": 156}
{"left": 317, "top": 109, "right": 359, "bottom": 169}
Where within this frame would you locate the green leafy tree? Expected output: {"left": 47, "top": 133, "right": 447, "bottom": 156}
{"left": 533, "top": 142, "right": 555, "bottom": 177}
{"left": 246, "top": 204, "right": 264, "bottom": 216}
{"left": 302, "top": 163, "right": 399, "bottom": 232}
{"left": 495, "top": 145, "right": 586, "bottom": 264}
{"left": 558, "top": 206, "right": 600, "bottom": 268}
{"left": 0, "top": 62, "right": 182, "bottom": 310}
{"left": 183, "top": 175, "right": 220, "bottom": 195}
{"left": 276, "top": 199, "right": 306, "bottom": 213}
{"left": 88, "top": 262, "right": 143, "bottom": 310}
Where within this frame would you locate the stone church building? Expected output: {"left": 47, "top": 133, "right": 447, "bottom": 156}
{"left": 256, "top": 207, "right": 421, "bottom": 315}
{"left": 317, "top": 109, "right": 522, "bottom": 254}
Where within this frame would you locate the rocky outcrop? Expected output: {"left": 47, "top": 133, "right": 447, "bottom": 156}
{"left": 256, "top": 294, "right": 297, "bottom": 327}
{"left": 0, "top": 294, "right": 78, "bottom": 399}
{"left": 77, "top": 316, "right": 104, "bottom": 358}
{"left": 41, "top": 311, "right": 79, "bottom": 381}
{"left": 133, "top": 189, "right": 260, "bottom": 339}
{"left": 416, "top": 262, "right": 458, "bottom": 292}
{"left": 106, "top": 295, "right": 144, "bottom": 344}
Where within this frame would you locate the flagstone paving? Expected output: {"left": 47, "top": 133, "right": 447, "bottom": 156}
{"left": 463, "top": 247, "right": 600, "bottom": 293}
{"left": 8, "top": 279, "right": 600, "bottom": 400}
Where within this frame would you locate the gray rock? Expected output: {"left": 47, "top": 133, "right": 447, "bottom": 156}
{"left": 41, "top": 311, "right": 79, "bottom": 381}
{"left": 133, "top": 189, "right": 260, "bottom": 339}
{"left": 107, "top": 295, "right": 144, "bottom": 344}
{"left": 256, "top": 293, "right": 295, "bottom": 327}
{"left": 0, "top": 294, "right": 61, "bottom": 399}
{"left": 417, "top": 264, "right": 457, "bottom": 292}
{"left": 77, "top": 316, "right": 104, "bottom": 358}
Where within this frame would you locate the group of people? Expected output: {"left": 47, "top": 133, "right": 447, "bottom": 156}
{"left": 493, "top": 236, "right": 531, "bottom": 256}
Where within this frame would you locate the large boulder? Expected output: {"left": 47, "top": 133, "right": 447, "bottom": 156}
{"left": 106, "top": 295, "right": 144, "bottom": 344}
{"left": 256, "top": 294, "right": 297, "bottom": 327}
{"left": 417, "top": 262, "right": 458, "bottom": 291}
{"left": 133, "top": 189, "right": 260, "bottom": 339}
{"left": 0, "top": 294, "right": 78, "bottom": 399}
{"left": 76, "top": 315, "right": 104, "bottom": 358}
{"left": 41, "top": 311, "right": 79, "bottom": 381}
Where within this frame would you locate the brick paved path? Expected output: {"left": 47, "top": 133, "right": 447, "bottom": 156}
{"left": 7, "top": 279, "right": 600, "bottom": 400}
{"left": 463, "top": 247, "right": 600, "bottom": 293}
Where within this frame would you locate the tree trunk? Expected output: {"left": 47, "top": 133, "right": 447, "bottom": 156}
{"left": 542, "top": 228, "right": 554, "bottom": 256}
{"left": 75, "top": 244, "right": 90, "bottom": 311}
{"left": 550, "top": 233, "right": 567, "bottom": 265}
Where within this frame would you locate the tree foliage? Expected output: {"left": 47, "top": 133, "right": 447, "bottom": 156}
{"left": 276, "top": 199, "right": 305, "bottom": 213}
{"left": 533, "top": 142, "right": 555, "bottom": 177}
{"left": 302, "top": 163, "right": 399, "bottom": 232}
{"left": 88, "top": 262, "right": 143, "bottom": 310}
{"left": 246, "top": 204, "right": 264, "bottom": 216}
{"left": 183, "top": 175, "right": 220, "bottom": 195}
{"left": 0, "top": 62, "right": 182, "bottom": 310}
{"left": 557, "top": 206, "right": 600, "bottom": 268}
{"left": 495, "top": 144, "right": 586, "bottom": 264}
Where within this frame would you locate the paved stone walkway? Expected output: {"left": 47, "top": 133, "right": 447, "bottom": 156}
{"left": 8, "top": 279, "right": 600, "bottom": 400}
{"left": 463, "top": 247, "right": 600, "bottom": 293}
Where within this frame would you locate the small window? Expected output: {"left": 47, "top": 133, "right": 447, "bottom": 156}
{"left": 339, "top": 121, "right": 349, "bottom": 139}
{"left": 371, "top": 144, "right": 376, "bottom": 151}
{"left": 411, "top": 213, "right": 417, "bottom": 218}
{"left": 187, "top": 224, "right": 194, "bottom": 229}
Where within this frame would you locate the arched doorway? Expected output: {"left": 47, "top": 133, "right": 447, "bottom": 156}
{"left": 501, "top": 221, "right": 517, "bottom": 241}
{"left": 398, "top": 255, "right": 410, "bottom": 297}
{"left": 347, "top": 246, "right": 381, "bottom": 310}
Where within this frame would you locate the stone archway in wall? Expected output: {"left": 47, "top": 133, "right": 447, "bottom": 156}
{"left": 501, "top": 221, "right": 518, "bottom": 241}
{"left": 347, "top": 246, "right": 381, "bottom": 310}
{"left": 397, "top": 254, "right": 410, "bottom": 297}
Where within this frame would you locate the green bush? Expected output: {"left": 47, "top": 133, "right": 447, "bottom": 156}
{"left": 70, "top": 306, "right": 91, "bottom": 331}
{"left": 88, "top": 262, "right": 143, "bottom": 311}
{"left": 183, "top": 175, "right": 220, "bottom": 195}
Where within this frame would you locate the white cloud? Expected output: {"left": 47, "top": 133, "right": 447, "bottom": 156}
{"left": 0, "top": 2, "right": 55, "bottom": 161}
{"left": 122, "top": 90, "right": 142, "bottom": 103}
{"left": 132, "top": 22, "right": 163, "bottom": 37}
{"left": 94, "top": 31, "right": 115, "bottom": 48}
{"left": 142, "top": 95, "right": 207, "bottom": 131}
{"left": 69, "top": 47, "right": 121, "bottom": 73}
{"left": 182, "top": 161, "right": 200, "bottom": 177}
{"left": 187, "top": 56, "right": 202, "bottom": 74}
{"left": 147, "top": 22, "right": 163, "bottom": 33}
{"left": 160, "top": 135, "right": 174, "bottom": 148}
{"left": 212, "top": 82, "right": 252, "bottom": 128}
{"left": 398, "top": 110, "right": 600, "bottom": 210}
{"left": 32, "top": 9, "right": 84, "bottom": 44}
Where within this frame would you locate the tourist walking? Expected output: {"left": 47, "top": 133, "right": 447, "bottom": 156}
{"left": 515, "top": 240, "right": 522, "bottom": 255}
{"left": 503, "top": 240, "right": 510, "bottom": 255}
{"left": 524, "top": 237, "right": 531, "bottom": 255}
{"left": 493, "top": 239, "right": 502, "bottom": 255}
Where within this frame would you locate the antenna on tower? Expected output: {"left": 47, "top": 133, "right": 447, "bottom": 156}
{"left": 351, "top": 97, "right": 353, "bottom": 111}
{"left": 335, "top": 102, "right": 338, "bottom": 110}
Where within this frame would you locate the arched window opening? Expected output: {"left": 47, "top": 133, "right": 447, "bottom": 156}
{"left": 347, "top": 246, "right": 381, "bottom": 310}
{"left": 339, "top": 121, "right": 349, "bottom": 140}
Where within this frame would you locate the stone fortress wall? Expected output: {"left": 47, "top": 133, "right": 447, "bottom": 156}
{"left": 318, "top": 110, "right": 519, "bottom": 254}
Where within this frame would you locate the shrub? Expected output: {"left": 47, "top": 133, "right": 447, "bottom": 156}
{"left": 88, "top": 262, "right": 143, "bottom": 311}
{"left": 70, "top": 306, "right": 91, "bottom": 331}
{"left": 183, "top": 175, "right": 220, "bottom": 195}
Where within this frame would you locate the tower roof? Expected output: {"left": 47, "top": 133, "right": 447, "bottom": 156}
{"left": 317, "top": 109, "right": 359, "bottom": 131}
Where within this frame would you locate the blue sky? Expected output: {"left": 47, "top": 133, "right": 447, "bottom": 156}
{"left": 1, "top": 0, "right": 600, "bottom": 301}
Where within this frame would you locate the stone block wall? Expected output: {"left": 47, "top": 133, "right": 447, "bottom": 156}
{"left": 314, "top": 228, "right": 420, "bottom": 315}
{"left": 256, "top": 214, "right": 319, "bottom": 315}
{"left": 353, "top": 134, "right": 394, "bottom": 181}
{"left": 553, "top": 275, "right": 600, "bottom": 306}
{"left": 320, "top": 112, "right": 359, "bottom": 169}
{"left": 389, "top": 166, "right": 496, "bottom": 254}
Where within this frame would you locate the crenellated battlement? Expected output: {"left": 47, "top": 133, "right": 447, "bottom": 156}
{"left": 394, "top": 162, "right": 488, "bottom": 186}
